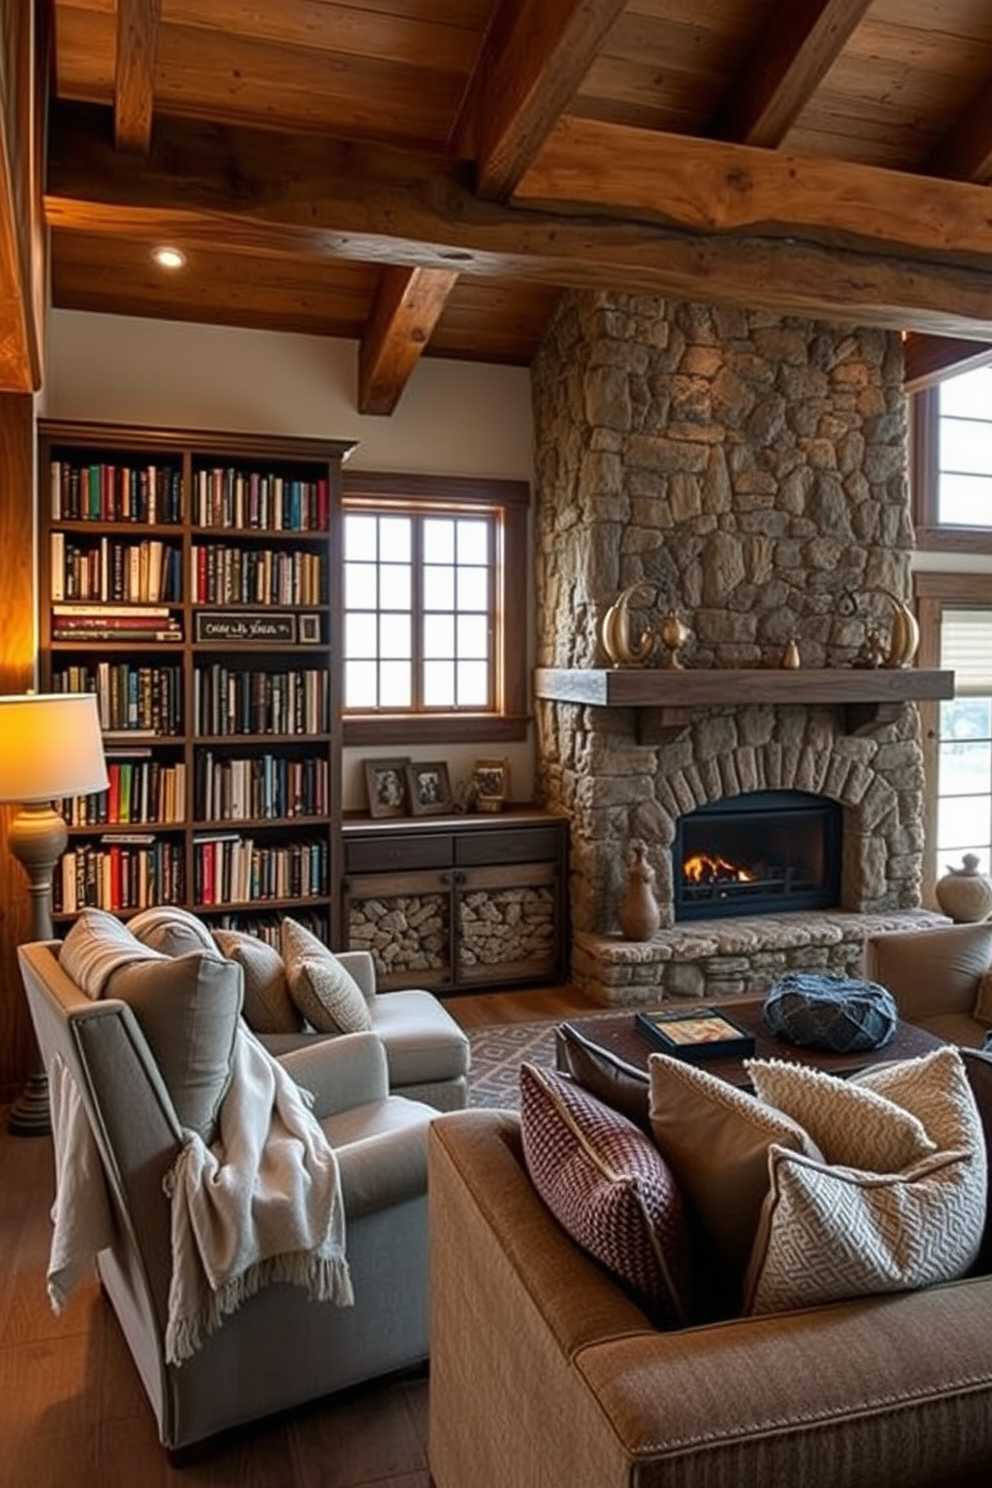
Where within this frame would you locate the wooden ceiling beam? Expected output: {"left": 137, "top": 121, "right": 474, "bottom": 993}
{"left": 713, "top": 0, "right": 873, "bottom": 147}
{"left": 927, "top": 73, "right": 992, "bottom": 184}
{"left": 0, "top": 0, "right": 48, "bottom": 393}
{"left": 358, "top": 265, "right": 459, "bottom": 415}
{"left": 458, "top": 0, "right": 627, "bottom": 200}
{"left": 43, "top": 103, "right": 992, "bottom": 341}
{"left": 114, "top": 0, "right": 161, "bottom": 154}
{"left": 903, "top": 333, "right": 992, "bottom": 393}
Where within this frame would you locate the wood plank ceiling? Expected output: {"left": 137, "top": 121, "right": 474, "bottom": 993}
{"left": 19, "top": 0, "right": 992, "bottom": 411}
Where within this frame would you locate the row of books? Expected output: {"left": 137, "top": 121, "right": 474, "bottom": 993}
{"left": 195, "top": 751, "right": 328, "bottom": 822}
{"left": 51, "top": 603, "right": 183, "bottom": 644}
{"left": 52, "top": 664, "right": 183, "bottom": 734}
{"left": 191, "top": 545, "right": 325, "bottom": 607}
{"left": 209, "top": 909, "right": 330, "bottom": 947}
{"left": 51, "top": 533, "right": 182, "bottom": 604}
{"left": 193, "top": 834, "right": 328, "bottom": 906}
{"left": 50, "top": 460, "right": 184, "bottom": 525}
{"left": 193, "top": 666, "right": 328, "bottom": 737}
{"left": 65, "top": 755, "right": 188, "bottom": 826}
{"left": 194, "top": 468, "right": 330, "bottom": 532}
{"left": 55, "top": 839, "right": 186, "bottom": 915}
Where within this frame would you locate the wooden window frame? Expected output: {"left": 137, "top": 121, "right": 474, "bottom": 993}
{"left": 341, "top": 472, "right": 530, "bottom": 748}
{"left": 912, "top": 385, "right": 992, "bottom": 554}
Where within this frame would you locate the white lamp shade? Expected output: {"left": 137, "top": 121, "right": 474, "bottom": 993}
{"left": 0, "top": 693, "right": 110, "bottom": 803}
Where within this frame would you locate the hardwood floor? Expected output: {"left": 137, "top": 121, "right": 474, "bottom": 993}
{"left": 0, "top": 983, "right": 596, "bottom": 1487}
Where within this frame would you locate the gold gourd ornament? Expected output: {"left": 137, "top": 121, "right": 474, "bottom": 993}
{"left": 600, "top": 583, "right": 655, "bottom": 667}
{"left": 863, "top": 587, "right": 920, "bottom": 669}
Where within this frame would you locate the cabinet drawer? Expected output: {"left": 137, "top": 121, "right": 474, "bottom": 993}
{"left": 455, "top": 826, "right": 563, "bottom": 866}
{"left": 344, "top": 833, "right": 453, "bottom": 873}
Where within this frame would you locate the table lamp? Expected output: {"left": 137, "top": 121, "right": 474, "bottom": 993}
{"left": 0, "top": 692, "right": 109, "bottom": 1134}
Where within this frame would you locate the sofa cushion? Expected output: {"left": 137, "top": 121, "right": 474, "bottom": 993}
{"left": 744, "top": 1047, "right": 987, "bottom": 1315}
{"left": 519, "top": 1062, "right": 692, "bottom": 1327}
{"left": 127, "top": 905, "right": 218, "bottom": 958}
{"left": 281, "top": 917, "right": 372, "bottom": 1035}
{"left": 366, "top": 989, "right": 469, "bottom": 1085}
{"left": 648, "top": 1053, "right": 817, "bottom": 1313}
{"left": 866, "top": 921, "right": 992, "bottom": 1026}
{"left": 556, "top": 1021, "right": 651, "bottom": 1132}
{"left": 212, "top": 928, "right": 302, "bottom": 1034}
{"left": 59, "top": 908, "right": 243, "bottom": 1140}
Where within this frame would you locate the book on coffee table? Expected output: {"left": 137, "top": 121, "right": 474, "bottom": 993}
{"left": 635, "top": 1006, "right": 755, "bottom": 1062}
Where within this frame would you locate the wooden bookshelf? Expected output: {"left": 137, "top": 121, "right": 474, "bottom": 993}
{"left": 38, "top": 420, "right": 354, "bottom": 946}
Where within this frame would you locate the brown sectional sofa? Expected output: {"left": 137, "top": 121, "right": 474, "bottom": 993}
{"left": 428, "top": 1107, "right": 992, "bottom": 1488}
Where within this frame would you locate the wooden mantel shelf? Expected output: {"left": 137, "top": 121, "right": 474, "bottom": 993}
{"left": 534, "top": 667, "right": 954, "bottom": 741}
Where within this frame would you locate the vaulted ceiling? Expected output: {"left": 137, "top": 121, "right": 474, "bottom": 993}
{"left": 9, "top": 1, "right": 992, "bottom": 412}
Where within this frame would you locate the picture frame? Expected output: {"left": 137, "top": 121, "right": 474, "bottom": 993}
{"left": 472, "top": 756, "right": 510, "bottom": 813}
{"left": 364, "top": 757, "right": 410, "bottom": 818}
{"left": 634, "top": 1006, "right": 755, "bottom": 1064}
{"left": 406, "top": 761, "right": 453, "bottom": 817}
{"left": 298, "top": 613, "right": 321, "bottom": 644}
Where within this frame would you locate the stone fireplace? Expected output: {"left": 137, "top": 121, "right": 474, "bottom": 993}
{"left": 531, "top": 293, "right": 947, "bottom": 1005}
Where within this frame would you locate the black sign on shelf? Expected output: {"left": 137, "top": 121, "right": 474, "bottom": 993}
{"left": 194, "top": 610, "right": 297, "bottom": 643}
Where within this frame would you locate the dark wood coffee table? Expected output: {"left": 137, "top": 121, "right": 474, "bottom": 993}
{"left": 557, "top": 996, "right": 945, "bottom": 1089}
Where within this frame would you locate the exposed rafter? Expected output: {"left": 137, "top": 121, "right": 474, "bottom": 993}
{"left": 358, "top": 265, "right": 460, "bottom": 415}
{"left": 0, "top": 0, "right": 47, "bottom": 393}
{"left": 114, "top": 0, "right": 161, "bottom": 154}
{"left": 927, "top": 73, "right": 992, "bottom": 184}
{"left": 712, "top": 0, "right": 873, "bottom": 147}
{"left": 457, "top": 0, "right": 627, "bottom": 200}
{"left": 43, "top": 105, "right": 992, "bottom": 341}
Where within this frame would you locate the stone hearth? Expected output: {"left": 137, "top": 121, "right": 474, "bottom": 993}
{"left": 531, "top": 292, "right": 938, "bottom": 1005}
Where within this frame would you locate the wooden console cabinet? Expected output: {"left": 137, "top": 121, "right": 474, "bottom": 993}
{"left": 341, "top": 810, "right": 569, "bottom": 993}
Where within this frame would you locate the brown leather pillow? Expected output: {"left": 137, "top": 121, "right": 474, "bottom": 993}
{"left": 961, "top": 1047, "right": 992, "bottom": 1277}
{"left": 555, "top": 1021, "right": 651, "bottom": 1132}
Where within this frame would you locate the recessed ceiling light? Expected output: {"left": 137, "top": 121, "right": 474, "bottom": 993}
{"left": 152, "top": 246, "right": 186, "bottom": 270}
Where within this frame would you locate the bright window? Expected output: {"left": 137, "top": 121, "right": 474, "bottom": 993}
{"left": 937, "top": 366, "right": 992, "bottom": 528}
{"left": 340, "top": 474, "right": 529, "bottom": 747}
{"left": 935, "top": 609, "right": 992, "bottom": 878}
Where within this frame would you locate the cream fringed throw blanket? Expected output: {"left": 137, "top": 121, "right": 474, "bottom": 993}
{"left": 164, "top": 1026, "right": 353, "bottom": 1366}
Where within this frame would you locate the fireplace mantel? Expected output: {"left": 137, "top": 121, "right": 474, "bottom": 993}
{"left": 534, "top": 667, "right": 954, "bottom": 741}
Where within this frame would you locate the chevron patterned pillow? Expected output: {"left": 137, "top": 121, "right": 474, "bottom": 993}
{"left": 743, "top": 1047, "right": 987, "bottom": 1315}
{"left": 519, "top": 1063, "right": 692, "bottom": 1327}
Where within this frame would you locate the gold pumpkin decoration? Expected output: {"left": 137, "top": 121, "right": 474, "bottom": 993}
{"left": 600, "top": 583, "right": 655, "bottom": 667}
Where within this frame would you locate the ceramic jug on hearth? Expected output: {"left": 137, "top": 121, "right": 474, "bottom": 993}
{"left": 618, "top": 838, "right": 661, "bottom": 941}
{"left": 935, "top": 853, "right": 992, "bottom": 923}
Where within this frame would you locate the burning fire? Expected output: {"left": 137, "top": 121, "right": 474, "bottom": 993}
{"left": 683, "top": 852, "right": 756, "bottom": 885}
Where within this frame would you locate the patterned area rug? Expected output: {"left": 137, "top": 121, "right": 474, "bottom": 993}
{"left": 466, "top": 1021, "right": 561, "bottom": 1109}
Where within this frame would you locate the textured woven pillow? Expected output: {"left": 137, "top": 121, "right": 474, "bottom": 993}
{"left": 281, "top": 917, "right": 372, "bottom": 1035}
{"left": 213, "top": 928, "right": 302, "bottom": 1034}
{"left": 60, "top": 909, "right": 242, "bottom": 1139}
{"left": 744, "top": 1047, "right": 987, "bottom": 1316}
{"left": 128, "top": 905, "right": 218, "bottom": 958}
{"left": 519, "top": 1062, "right": 692, "bottom": 1327}
{"left": 555, "top": 1021, "right": 651, "bottom": 1132}
{"left": 648, "top": 1053, "right": 818, "bottom": 1316}
{"left": 764, "top": 972, "right": 898, "bottom": 1052}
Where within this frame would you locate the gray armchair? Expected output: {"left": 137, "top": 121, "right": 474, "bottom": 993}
{"left": 18, "top": 939, "right": 434, "bottom": 1453}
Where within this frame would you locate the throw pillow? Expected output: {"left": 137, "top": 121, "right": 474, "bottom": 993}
{"left": 648, "top": 1053, "right": 818, "bottom": 1315}
{"left": 974, "top": 969, "right": 992, "bottom": 1025}
{"left": 519, "top": 1062, "right": 692, "bottom": 1327}
{"left": 60, "top": 909, "right": 242, "bottom": 1139}
{"left": 555, "top": 1021, "right": 651, "bottom": 1132}
{"left": 212, "top": 928, "right": 302, "bottom": 1034}
{"left": 128, "top": 905, "right": 218, "bottom": 958}
{"left": 960, "top": 1048, "right": 992, "bottom": 1276}
{"left": 281, "top": 917, "right": 372, "bottom": 1035}
{"left": 744, "top": 1047, "right": 987, "bottom": 1316}
{"left": 746, "top": 1058, "right": 936, "bottom": 1173}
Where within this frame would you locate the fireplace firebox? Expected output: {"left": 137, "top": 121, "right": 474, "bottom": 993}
{"left": 674, "top": 790, "right": 842, "bottom": 922}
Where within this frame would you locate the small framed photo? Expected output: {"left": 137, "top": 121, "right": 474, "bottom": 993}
{"left": 365, "top": 757, "right": 410, "bottom": 818}
{"left": 406, "top": 761, "right": 453, "bottom": 816}
{"left": 299, "top": 613, "right": 321, "bottom": 644}
{"left": 473, "top": 756, "right": 510, "bottom": 813}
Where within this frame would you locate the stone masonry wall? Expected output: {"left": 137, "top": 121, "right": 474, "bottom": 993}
{"left": 530, "top": 292, "right": 924, "bottom": 997}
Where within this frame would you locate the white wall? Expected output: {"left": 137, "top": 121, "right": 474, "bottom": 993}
{"left": 43, "top": 311, "right": 538, "bottom": 805}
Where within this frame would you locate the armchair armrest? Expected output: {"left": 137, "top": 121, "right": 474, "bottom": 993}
{"left": 278, "top": 1031, "right": 389, "bottom": 1117}
{"left": 335, "top": 949, "right": 377, "bottom": 1004}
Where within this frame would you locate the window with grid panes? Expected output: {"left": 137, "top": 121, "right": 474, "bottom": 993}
{"left": 935, "top": 608, "right": 992, "bottom": 880}
{"left": 340, "top": 474, "right": 529, "bottom": 747}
